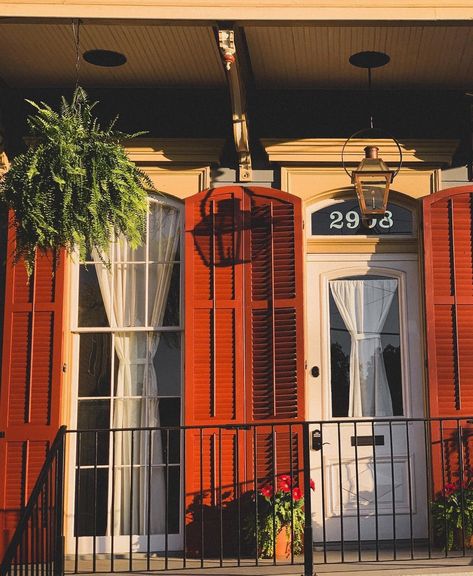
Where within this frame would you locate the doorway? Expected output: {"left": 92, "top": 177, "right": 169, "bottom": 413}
{"left": 307, "top": 253, "right": 428, "bottom": 545}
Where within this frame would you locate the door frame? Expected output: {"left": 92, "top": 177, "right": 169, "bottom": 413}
{"left": 306, "top": 253, "right": 427, "bottom": 542}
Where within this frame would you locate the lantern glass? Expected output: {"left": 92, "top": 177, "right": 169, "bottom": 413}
{"left": 351, "top": 146, "right": 394, "bottom": 216}
{"left": 354, "top": 174, "right": 391, "bottom": 215}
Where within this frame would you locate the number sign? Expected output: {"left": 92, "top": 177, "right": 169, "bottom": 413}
{"left": 311, "top": 200, "right": 413, "bottom": 236}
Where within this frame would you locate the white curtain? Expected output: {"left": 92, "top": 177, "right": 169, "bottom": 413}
{"left": 94, "top": 201, "right": 181, "bottom": 535}
{"left": 330, "top": 279, "right": 397, "bottom": 417}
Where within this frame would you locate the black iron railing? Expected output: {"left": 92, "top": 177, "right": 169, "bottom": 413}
{"left": 64, "top": 418, "right": 473, "bottom": 574}
{"left": 1, "top": 426, "right": 66, "bottom": 576}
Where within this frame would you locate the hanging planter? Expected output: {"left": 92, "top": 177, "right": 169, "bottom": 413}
{"left": 0, "top": 87, "right": 152, "bottom": 275}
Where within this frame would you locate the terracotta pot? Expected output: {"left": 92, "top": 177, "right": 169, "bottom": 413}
{"left": 275, "top": 529, "right": 291, "bottom": 559}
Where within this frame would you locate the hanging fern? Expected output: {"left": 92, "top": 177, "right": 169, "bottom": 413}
{"left": 0, "top": 87, "right": 152, "bottom": 275}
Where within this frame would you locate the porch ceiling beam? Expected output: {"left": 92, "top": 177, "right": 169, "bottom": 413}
{"left": 218, "top": 27, "right": 252, "bottom": 182}
{"left": 2, "top": 3, "right": 473, "bottom": 21}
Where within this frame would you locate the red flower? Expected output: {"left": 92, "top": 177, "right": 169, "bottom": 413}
{"left": 260, "top": 485, "right": 273, "bottom": 498}
{"left": 278, "top": 475, "right": 292, "bottom": 488}
{"left": 310, "top": 478, "right": 315, "bottom": 491}
{"left": 292, "top": 487, "right": 302, "bottom": 501}
{"left": 279, "top": 481, "right": 291, "bottom": 493}
{"left": 444, "top": 482, "right": 457, "bottom": 496}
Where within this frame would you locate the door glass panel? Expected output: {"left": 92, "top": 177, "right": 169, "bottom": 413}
{"left": 329, "top": 275, "right": 403, "bottom": 417}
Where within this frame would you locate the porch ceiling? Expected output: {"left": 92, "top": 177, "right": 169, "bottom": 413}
{"left": 244, "top": 24, "right": 473, "bottom": 90}
{"left": 0, "top": 22, "right": 226, "bottom": 88}
{"left": 0, "top": 21, "right": 473, "bottom": 90}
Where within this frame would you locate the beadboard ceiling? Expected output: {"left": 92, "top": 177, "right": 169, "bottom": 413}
{"left": 0, "top": 21, "right": 473, "bottom": 90}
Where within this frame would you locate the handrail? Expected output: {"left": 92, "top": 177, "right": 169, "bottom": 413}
{"left": 0, "top": 425, "right": 67, "bottom": 576}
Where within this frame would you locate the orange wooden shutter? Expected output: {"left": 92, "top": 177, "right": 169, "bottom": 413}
{"left": 184, "top": 188, "right": 245, "bottom": 554}
{"left": 244, "top": 187, "right": 305, "bottom": 485}
{"left": 185, "top": 186, "right": 305, "bottom": 539}
{"left": 423, "top": 185, "right": 473, "bottom": 417}
{"left": 423, "top": 185, "right": 473, "bottom": 489}
{"left": 0, "top": 213, "right": 66, "bottom": 559}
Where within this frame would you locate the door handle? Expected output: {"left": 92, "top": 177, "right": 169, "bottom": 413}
{"left": 311, "top": 429, "right": 329, "bottom": 451}
{"left": 311, "top": 366, "right": 320, "bottom": 378}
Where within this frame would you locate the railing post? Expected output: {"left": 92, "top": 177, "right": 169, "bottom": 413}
{"left": 302, "top": 422, "right": 314, "bottom": 576}
{"left": 54, "top": 431, "right": 65, "bottom": 576}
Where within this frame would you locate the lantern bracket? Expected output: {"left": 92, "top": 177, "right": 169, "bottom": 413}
{"left": 341, "top": 127, "right": 403, "bottom": 180}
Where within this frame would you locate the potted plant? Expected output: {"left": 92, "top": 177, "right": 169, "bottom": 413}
{"left": 0, "top": 87, "right": 152, "bottom": 275}
{"left": 431, "top": 480, "right": 473, "bottom": 551}
{"left": 244, "top": 475, "right": 314, "bottom": 559}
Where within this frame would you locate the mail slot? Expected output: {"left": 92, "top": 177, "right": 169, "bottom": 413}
{"left": 350, "top": 435, "right": 384, "bottom": 447}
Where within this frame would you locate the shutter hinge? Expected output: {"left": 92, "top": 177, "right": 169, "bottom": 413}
{"left": 304, "top": 360, "right": 307, "bottom": 370}
{"left": 62, "top": 363, "right": 67, "bottom": 373}
{"left": 302, "top": 220, "right": 305, "bottom": 230}
{"left": 0, "top": 432, "right": 5, "bottom": 438}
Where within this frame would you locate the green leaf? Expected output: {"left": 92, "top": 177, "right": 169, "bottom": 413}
{"left": 0, "top": 86, "right": 158, "bottom": 275}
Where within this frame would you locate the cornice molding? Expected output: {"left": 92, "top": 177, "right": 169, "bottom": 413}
{"left": 2, "top": 3, "right": 473, "bottom": 20}
{"left": 22, "top": 137, "right": 224, "bottom": 165}
{"left": 262, "top": 138, "right": 459, "bottom": 166}
{"left": 124, "top": 138, "right": 225, "bottom": 164}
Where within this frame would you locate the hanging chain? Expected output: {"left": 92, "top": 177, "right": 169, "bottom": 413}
{"left": 72, "top": 19, "right": 81, "bottom": 90}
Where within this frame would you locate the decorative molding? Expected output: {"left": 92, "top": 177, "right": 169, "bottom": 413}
{"left": 218, "top": 29, "right": 236, "bottom": 71}
{"left": 0, "top": 150, "right": 9, "bottom": 175}
{"left": 306, "top": 237, "right": 418, "bottom": 254}
{"left": 3, "top": 3, "right": 473, "bottom": 21}
{"left": 0, "top": 110, "right": 10, "bottom": 175}
{"left": 143, "top": 166, "right": 210, "bottom": 199}
{"left": 218, "top": 28, "right": 252, "bottom": 182}
{"left": 124, "top": 138, "right": 225, "bottom": 164}
{"left": 22, "top": 136, "right": 224, "bottom": 166}
{"left": 262, "top": 138, "right": 459, "bottom": 166}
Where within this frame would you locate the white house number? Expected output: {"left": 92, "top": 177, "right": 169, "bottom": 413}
{"left": 329, "top": 210, "right": 394, "bottom": 230}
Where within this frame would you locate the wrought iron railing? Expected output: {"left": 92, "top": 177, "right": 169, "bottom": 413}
{"left": 1, "top": 426, "right": 66, "bottom": 576}
{"left": 63, "top": 418, "right": 473, "bottom": 574}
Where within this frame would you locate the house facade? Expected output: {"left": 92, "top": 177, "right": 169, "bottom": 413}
{"left": 1, "top": 1, "right": 473, "bottom": 567}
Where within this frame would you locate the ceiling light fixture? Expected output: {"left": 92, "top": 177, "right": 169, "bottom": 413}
{"left": 83, "top": 49, "right": 127, "bottom": 68}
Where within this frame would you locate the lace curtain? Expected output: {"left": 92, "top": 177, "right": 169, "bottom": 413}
{"left": 94, "top": 201, "right": 180, "bottom": 534}
{"left": 330, "top": 279, "right": 397, "bottom": 417}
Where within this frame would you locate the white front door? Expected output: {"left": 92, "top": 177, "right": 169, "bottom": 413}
{"left": 307, "top": 253, "right": 427, "bottom": 544}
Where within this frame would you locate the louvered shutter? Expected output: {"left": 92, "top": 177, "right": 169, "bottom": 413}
{"left": 184, "top": 188, "right": 245, "bottom": 554}
{"left": 244, "top": 188, "right": 304, "bottom": 485}
{"left": 423, "top": 186, "right": 473, "bottom": 489}
{"left": 0, "top": 214, "right": 66, "bottom": 559}
{"left": 185, "top": 187, "right": 305, "bottom": 548}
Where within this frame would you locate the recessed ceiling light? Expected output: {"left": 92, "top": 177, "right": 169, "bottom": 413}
{"left": 83, "top": 49, "right": 127, "bottom": 67}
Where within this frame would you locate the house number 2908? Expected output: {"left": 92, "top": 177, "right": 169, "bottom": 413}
{"left": 329, "top": 210, "right": 394, "bottom": 230}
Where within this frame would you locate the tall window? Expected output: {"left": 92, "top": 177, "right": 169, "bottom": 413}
{"left": 73, "top": 195, "right": 182, "bottom": 536}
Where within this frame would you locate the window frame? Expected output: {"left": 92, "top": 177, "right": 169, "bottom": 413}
{"left": 66, "top": 194, "right": 184, "bottom": 548}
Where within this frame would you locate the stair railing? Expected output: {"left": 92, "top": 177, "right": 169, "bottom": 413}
{"left": 0, "top": 425, "right": 67, "bottom": 576}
